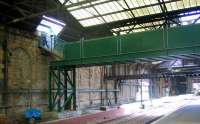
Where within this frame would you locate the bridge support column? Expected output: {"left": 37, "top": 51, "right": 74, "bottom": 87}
{"left": 48, "top": 66, "right": 76, "bottom": 112}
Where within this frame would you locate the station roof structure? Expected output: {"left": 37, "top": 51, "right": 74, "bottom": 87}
{"left": 0, "top": 0, "right": 200, "bottom": 40}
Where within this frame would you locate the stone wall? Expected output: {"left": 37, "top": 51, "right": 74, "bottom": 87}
{"left": 77, "top": 67, "right": 102, "bottom": 109}
{"left": 75, "top": 63, "right": 154, "bottom": 110}
{"left": 0, "top": 28, "right": 54, "bottom": 121}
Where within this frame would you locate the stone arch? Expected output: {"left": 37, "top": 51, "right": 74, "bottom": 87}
{"left": 8, "top": 47, "right": 32, "bottom": 89}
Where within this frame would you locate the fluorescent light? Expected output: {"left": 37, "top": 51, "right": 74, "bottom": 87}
{"left": 43, "top": 15, "right": 66, "bottom": 26}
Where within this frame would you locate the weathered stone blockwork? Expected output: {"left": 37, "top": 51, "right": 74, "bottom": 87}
{"left": 0, "top": 28, "right": 54, "bottom": 121}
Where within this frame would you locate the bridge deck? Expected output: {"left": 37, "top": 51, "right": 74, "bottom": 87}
{"left": 50, "top": 24, "right": 200, "bottom": 67}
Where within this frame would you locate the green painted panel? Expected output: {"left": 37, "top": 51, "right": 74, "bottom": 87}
{"left": 64, "top": 42, "right": 81, "bottom": 60}
{"left": 83, "top": 36, "right": 118, "bottom": 58}
{"left": 121, "top": 29, "right": 164, "bottom": 54}
{"left": 51, "top": 24, "right": 200, "bottom": 67}
{"left": 168, "top": 24, "right": 200, "bottom": 49}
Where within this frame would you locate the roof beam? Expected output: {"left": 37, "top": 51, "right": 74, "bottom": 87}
{"left": 66, "top": 0, "right": 99, "bottom": 8}
{"left": 67, "top": 0, "right": 120, "bottom": 11}
{"left": 86, "top": 6, "right": 200, "bottom": 30}
{"left": 7, "top": 0, "right": 70, "bottom": 24}
{"left": 78, "top": 0, "right": 179, "bottom": 21}
{"left": 158, "top": 0, "right": 169, "bottom": 27}
{"left": 0, "top": 0, "right": 31, "bottom": 16}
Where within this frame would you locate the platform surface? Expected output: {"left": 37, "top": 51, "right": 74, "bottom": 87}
{"left": 43, "top": 95, "right": 199, "bottom": 124}
{"left": 152, "top": 101, "right": 200, "bottom": 124}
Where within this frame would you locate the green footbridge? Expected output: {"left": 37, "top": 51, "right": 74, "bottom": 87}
{"left": 48, "top": 24, "right": 200, "bottom": 112}
{"left": 51, "top": 24, "right": 200, "bottom": 67}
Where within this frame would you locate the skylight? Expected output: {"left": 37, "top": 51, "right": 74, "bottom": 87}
{"left": 36, "top": 15, "right": 66, "bottom": 35}
{"left": 180, "top": 11, "right": 200, "bottom": 25}
{"left": 59, "top": 0, "right": 199, "bottom": 26}
{"left": 59, "top": 0, "right": 200, "bottom": 35}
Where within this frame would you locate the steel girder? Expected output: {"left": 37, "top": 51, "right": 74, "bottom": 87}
{"left": 105, "top": 71, "right": 200, "bottom": 80}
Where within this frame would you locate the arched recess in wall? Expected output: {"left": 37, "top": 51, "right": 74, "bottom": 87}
{"left": 8, "top": 47, "right": 32, "bottom": 89}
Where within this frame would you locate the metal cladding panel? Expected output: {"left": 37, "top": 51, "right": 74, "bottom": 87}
{"left": 120, "top": 29, "right": 164, "bottom": 54}
{"left": 64, "top": 42, "right": 81, "bottom": 60}
{"left": 83, "top": 36, "right": 118, "bottom": 58}
{"left": 168, "top": 24, "right": 200, "bottom": 49}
